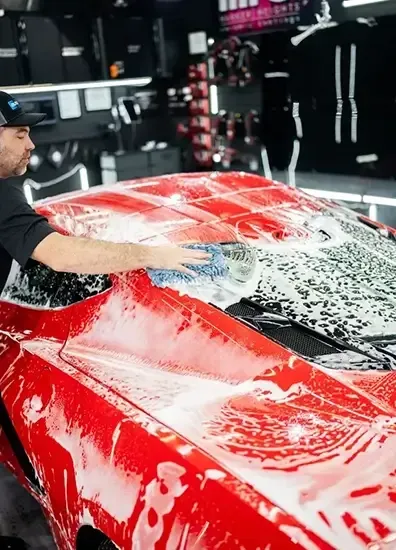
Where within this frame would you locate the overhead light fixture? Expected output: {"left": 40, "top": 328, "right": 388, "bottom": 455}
{"left": 3, "top": 77, "right": 152, "bottom": 96}
{"left": 363, "top": 195, "right": 396, "bottom": 207}
{"left": 300, "top": 188, "right": 362, "bottom": 202}
{"left": 80, "top": 166, "right": 89, "bottom": 191}
{"left": 212, "top": 153, "right": 221, "bottom": 163}
{"left": 342, "top": 0, "right": 388, "bottom": 6}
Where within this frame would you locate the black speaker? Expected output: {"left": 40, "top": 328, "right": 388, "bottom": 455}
{"left": 102, "top": 16, "right": 155, "bottom": 79}
{"left": 0, "top": 16, "right": 25, "bottom": 86}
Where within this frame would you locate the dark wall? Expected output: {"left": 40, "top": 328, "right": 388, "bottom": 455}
{"left": 214, "top": 16, "right": 396, "bottom": 180}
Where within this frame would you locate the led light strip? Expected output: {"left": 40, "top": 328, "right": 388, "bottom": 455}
{"left": 23, "top": 164, "right": 89, "bottom": 204}
{"left": 2, "top": 78, "right": 152, "bottom": 95}
{"left": 342, "top": 0, "right": 389, "bottom": 7}
{"left": 301, "top": 188, "right": 396, "bottom": 208}
{"left": 363, "top": 195, "right": 396, "bottom": 207}
{"left": 301, "top": 188, "right": 362, "bottom": 202}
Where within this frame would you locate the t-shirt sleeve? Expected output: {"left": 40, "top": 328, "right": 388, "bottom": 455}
{"left": 0, "top": 182, "right": 56, "bottom": 268}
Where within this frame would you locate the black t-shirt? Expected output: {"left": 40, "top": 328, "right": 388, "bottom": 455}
{"left": 0, "top": 180, "right": 56, "bottom": 295}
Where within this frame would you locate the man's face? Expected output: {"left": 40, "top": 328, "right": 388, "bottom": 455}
{"left": 0, "top": 126, "right": 35, "bottom": 178}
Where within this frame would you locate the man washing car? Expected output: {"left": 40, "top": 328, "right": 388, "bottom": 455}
{"left": 0, "top": 91, "right": 211, "bottom": 297}
{"left": 0, "top": 90, "right": 210, "bottom": 548}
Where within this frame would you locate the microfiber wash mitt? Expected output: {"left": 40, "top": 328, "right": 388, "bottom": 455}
{"left": 147, "top": 243, "right": 228, "bottom": 288}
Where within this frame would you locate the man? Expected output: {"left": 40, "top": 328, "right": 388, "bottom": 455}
{"left": 0, "top": 91, "right": 210, "bottom": 297}
{"left": 0, "top": 91, "right": 209, "bottom": 548}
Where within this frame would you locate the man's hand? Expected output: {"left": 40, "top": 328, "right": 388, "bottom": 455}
{"left": 146, "top": 245, "right": 212, "bottom": 276}
{"left": 33, "top": 233, "right": 213, "bottom": 276}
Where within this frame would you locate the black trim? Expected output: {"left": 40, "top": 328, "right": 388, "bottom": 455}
{"left": 225, "top": 298, "right": 391, "bottom": 368}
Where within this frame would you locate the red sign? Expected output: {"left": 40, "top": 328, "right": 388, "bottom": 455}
{"left": 219, "top": 0, "right": 306, "bottom": 34}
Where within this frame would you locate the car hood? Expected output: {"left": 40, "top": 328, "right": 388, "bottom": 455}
{"left": 36, "top": 173, "right": 396, "bottom": 548}
{"left": 59, "top": 284, "right": 396, "bottom": 550}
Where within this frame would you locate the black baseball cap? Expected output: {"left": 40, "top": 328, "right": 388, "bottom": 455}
{"left": 0, "top": 91, "right": 46, "bottom": 128}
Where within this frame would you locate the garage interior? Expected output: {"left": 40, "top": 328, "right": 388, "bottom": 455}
{"left": 0, "top": 0, "right": 396, "bottom": 547}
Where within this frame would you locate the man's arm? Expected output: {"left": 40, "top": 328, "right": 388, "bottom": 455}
{"left": 32, "top": 233, "right": 210, "bottom": 276}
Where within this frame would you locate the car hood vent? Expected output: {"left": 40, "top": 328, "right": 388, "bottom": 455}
{"left": 225, "top": 299, "right": 393, "bottom": 371}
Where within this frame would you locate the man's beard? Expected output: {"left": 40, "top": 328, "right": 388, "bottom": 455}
{"left": 0, "top": 144, "right": 28, "bottom": 177}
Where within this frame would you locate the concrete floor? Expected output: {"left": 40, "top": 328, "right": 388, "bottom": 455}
{"left": 0, "top": 466, "right": 56, "bottom": 549}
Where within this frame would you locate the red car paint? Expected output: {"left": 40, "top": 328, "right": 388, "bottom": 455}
{"left": 0, "top": 172, "right": 396, "bottom": 550}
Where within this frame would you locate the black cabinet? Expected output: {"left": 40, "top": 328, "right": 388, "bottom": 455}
{"left": 101, "top": 17, "right": 155, "bottom": 79}
{"left": 0, "top": 16, "right": 25, "bottom": 86}
{"left": 24, "top": 15, "right": 98, "bottom": 84}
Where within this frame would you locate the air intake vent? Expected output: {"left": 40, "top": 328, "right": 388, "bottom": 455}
{"left": 226, "top": 300, "right": 341, "bottom": 359}
{"left": 224, "top": 299, "right": 392, "bottom": 370}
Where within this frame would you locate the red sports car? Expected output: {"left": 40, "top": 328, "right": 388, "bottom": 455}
{"left": 1, "top": 172, "right": 396, "bottom": 550}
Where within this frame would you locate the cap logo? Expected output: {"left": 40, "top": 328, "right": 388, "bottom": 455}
{"left": 8, "top": 100, "right": 19, "bottom": 111}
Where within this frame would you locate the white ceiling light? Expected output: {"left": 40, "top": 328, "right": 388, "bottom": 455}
{"left": 342, "top": 0, "right": 389, "bottom": 7}
{"left": 300, "top": 188, "right": 362, "bottom": 202}
{"left": 363, "top": 195, "right": 396, "bottom": 207}
{"left": 3, "top": 77, "right": 152, "bottom": 96}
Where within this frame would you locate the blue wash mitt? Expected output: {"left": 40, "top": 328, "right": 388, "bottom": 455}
{"left": 147, "top": 243, "right": 228, "bottom": 288}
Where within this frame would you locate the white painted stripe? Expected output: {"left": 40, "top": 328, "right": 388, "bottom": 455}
{"left": 292, "top": 102, "right": 303, "bottom": 139}
{"left": 219, "top": 0, "right": 228, "bottom": 12}
{"left": 349, "top": 43, "right": 358, "bottom": 143}
{"left": 288, "top": 139, "right": 300, "bottom": 188}
{"left": 335, "top": 45, "right": 343, "bottom": 144}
